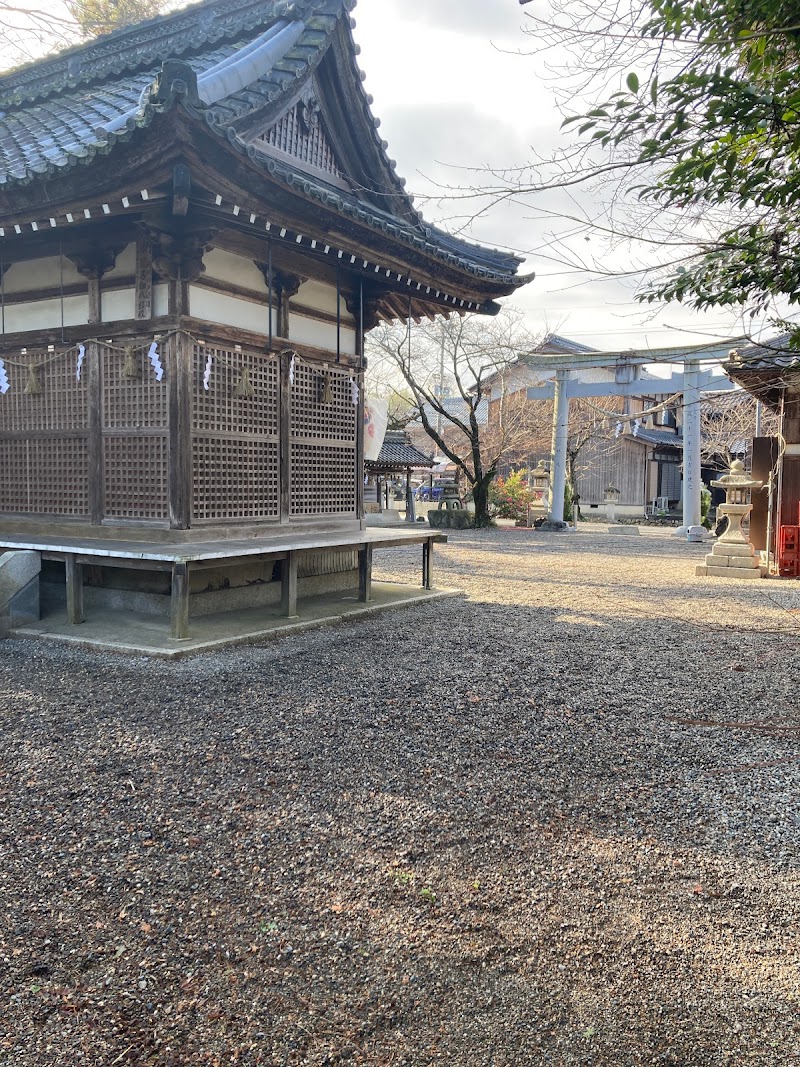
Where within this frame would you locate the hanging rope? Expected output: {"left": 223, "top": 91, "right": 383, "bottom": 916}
{"left": 234, "top": 366, "right": 255, "bottom": 398}
{"left": 122, "top": 345, "right": 140, "bottom": 378}
{"left": 24, "top": 361, "right": 42, "bottom": 396}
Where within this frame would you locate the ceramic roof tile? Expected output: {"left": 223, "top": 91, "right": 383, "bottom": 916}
{"left": 0, "top": 0, "right": 527, "bottom": 291}
{"left": 368, "top": 431, "right": 433, "bottom": 469}
{"left": 724, "top": 333, "right": 800, "bottom": 372}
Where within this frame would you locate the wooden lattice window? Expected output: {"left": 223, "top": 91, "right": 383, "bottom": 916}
{"left": 192, "top": 346, "right": 279, "bottom": 435}
{"left": 0, "top": 348, "right": 90, "bottom": 518}
{"left": 0, "top": 437, "right": 89, "bottom": 516}
{"left": 290, "top": 444, "right": 357, "bottom": 515}
{"left": 101, "top": 339, "right": 169, "bottom": 523}
{"left": 193, "top": 438, "right": 279, "bottom": 521}
{"left": 191, "top": 345, "right": 280, "bottom": 522}
{"left": 103, "top": 435, "right": 168, "bottom": 521}
{"left": 0, "top": 349, "right": 87, "bottom": 433}
{"left": 290, "top": 362, "right": 356, "bottom": 443}
{"left": 102, "top": 342, "right": 168, "bottom": 430}
{"left": 288, "top": 360, "right": 358, "bottom": 517}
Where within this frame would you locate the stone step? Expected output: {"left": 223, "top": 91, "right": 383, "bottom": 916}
{"left": 696, "top": 563, "right": 763, "bottom": 579}
{"left": 0, "top": 550, "right": 41, "bottom": 634}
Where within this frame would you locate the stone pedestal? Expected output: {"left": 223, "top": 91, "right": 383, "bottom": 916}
{"left": 696, "top": 541, "right": 763, "bottom": 579}
{"left": 696, "top": 460, "right": 763, "bottom": 579}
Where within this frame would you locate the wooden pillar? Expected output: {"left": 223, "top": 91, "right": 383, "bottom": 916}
{"left": 358, "top": 544, "right": 373, "bottom": 602}
{"left": 280, "top": 350, "right": 291, "bottom": 524}
{"left": 87, "top": 275, "right": 102, "bottom": 325}
{"left": 281, "top": 553, "right": 298, "bottom": 617}
{"left": 87, "top": 341, "right": 103, "bottom": 524}
{"left": 65, "top": 556, "right": 84, "bottom": 624}
{"left": 170, "top": 561, "right": 190, "bottom": 639}
{"left": 356, "top": 369, "right": 365, "bottom": 524}
{"left": 168, "top": 332, "right": 192, "bottom": 530}
{"left": 422, "top": 539, "right": 433, "bottom": 590}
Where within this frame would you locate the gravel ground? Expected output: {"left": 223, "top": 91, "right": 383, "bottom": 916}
{"left": 1, "top": 526, "right": 799, "bottom": 1066}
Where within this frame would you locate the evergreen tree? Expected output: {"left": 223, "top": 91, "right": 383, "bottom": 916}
{"left": 69, "top": 0, "right": 169, "bottom": 38}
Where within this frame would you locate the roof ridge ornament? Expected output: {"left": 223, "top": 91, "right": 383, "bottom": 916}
{"left": 151, "top": 59, "right": 204, "bottom": 111}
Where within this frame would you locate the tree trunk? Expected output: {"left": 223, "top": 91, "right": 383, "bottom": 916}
{"left": 472, "top": 476, "right": 494, "bottom": 527}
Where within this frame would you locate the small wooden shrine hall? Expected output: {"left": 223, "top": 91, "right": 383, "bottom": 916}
{"left": 725, "top": 337, "right": 800, "bottom": 572}
{"left": 0, "top": 0, "right": 529, "bottom": 639}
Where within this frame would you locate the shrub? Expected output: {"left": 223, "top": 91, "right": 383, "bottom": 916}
{"left": 428, "top": 509, "right": 474, "bottom": 529}
{"left": 489, "top": 470, "right": 534, "bottom": 519}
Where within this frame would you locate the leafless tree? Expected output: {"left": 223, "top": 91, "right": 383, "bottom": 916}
{"left": 701, "top": 391, "right": 777, "bottom": 471}
{"left": 367, "top": 308, "right": 541, "bottom": 526}
{"left": 0, "top": 0, "right": 172, "bottom": 62}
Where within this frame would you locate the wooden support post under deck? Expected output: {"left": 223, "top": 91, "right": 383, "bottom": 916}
{"left": 358, "top": 544, "right": 373, "bottom": 603}
{"left": 65, "top": 556, "right": 84, "bottom": 624}
{"left": 281, "top": 553, "right": 298, "bottom": 617}
{"left": 170, "top": 561, "right": 190, "bottom": 640}
{"left": 422, "top": 539, "right": 433, "bottom": 590}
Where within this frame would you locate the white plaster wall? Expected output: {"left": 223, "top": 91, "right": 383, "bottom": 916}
{"left": 294, "top": 279, "right": 353, "bottom": 320}
{"left": 203, "top": 249, "right": 268, "bottom": 292}
{"left": 4, "top": 256, "right": 84, "bottom": 293}
{"left": 189, "top": 285, "right": 277, "bottom": 336}
{"left": 153, "top": 284, "right": 170, "bottom": 318}
{"left": 288, "top": 313, "right": 356, "bottom": 356}
{"left": 104, "top": 242, "right": 137, "bottom": 280}
{"left": 102, "top": 287, "right": 136, "bottom": 322}
{"left": 5, "top": 294, "right": 89, "bottom": 332}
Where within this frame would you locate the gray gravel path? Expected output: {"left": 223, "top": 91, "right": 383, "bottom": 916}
{"left": 1, "top": 526, "right": 798, "bottom": 1066}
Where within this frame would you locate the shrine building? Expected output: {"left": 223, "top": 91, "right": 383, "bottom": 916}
{"left": 0, "top": 0, "right": 529, "bottom": 648}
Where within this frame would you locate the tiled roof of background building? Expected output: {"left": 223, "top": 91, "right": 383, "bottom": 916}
{"left": 367, "top": 430, "right": 433, "bottom": 469}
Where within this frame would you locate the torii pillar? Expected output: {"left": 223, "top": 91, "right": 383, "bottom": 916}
{"left": 675, "top": 359, "right": 702, "bottom": 537}
{"left": 547, "top": 368, "right": 570, "bottom": 527}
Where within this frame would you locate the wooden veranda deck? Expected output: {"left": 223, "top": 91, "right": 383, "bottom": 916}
{"left": 0, "top": 527, "right": 446, "bottom": 641}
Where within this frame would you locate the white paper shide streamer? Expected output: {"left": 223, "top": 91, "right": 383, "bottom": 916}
{"left": 148, "top": 341, "right": 164, "bottom": 382}
{"left": 0, "top": 359, "right": 8, "bottom": 394}
{"left": 203, "top": 353, "right": 213, "bottom": 392}
{"left": 76, "top": 344, "right": 85, "bottom": 382}
{"left": 351, "top": 379, "right": 359, "bottom": 406}
{"left": 289, "top": 354, "right": 296, "bottom": 385}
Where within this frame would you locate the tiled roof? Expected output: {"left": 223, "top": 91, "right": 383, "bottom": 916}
{"left": 0, "top": 0, "right": 527, "bottom": 291}
{"left": 0, "top": 1, "right": 345, "bottom": 186}
{"left": 628, "top": 427, "right": 682, "bottom": 448}
{"left": 367, "top": 431, "right": 433, "bottom": 469}
{"left": 534, "top": 334, "right": 599, "bottom": 356}
{"left": 724, "top": 333, "right": 800, "bottom": 372}
{"left": 414, "top": 396, "right": 489, "bottom": 429}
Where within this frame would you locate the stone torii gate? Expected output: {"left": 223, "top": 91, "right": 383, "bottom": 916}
{"left": 525, "top": 340, "right": 741, "bottom": 536}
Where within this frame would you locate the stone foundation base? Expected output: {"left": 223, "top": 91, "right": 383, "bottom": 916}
{"left": 697, "top": 539, "right": 763, "bottom": 579}
{"left": 41, "top": 551, "right": 359, "bottom": 619}
{"left": 696, "top": 564, "right": 764, "bottom": 579}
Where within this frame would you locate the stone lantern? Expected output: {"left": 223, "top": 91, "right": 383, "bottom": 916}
{"left": 604, "top": 483, "right": 621, "bottom": 523}
{"left": 527, "top": 461, "right": 550, "bottom": 524}
{"left": 696, "top": 460, "right": 764, "bottom": 579}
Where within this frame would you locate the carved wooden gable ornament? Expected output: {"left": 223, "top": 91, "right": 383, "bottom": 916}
{"left": 258, "top": 87, "right": 343, "bottom": 181}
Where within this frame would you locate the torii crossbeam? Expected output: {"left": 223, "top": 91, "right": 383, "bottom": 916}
{"left": 525, "top": 339, "right": 744, "bottom": 536}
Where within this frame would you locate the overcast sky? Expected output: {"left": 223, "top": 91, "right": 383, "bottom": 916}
{"left": 0, "top": 0, "right": 764, "bottom": 354}
{"left": 352, "top": 0, "right": 755, "bottom": 354}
